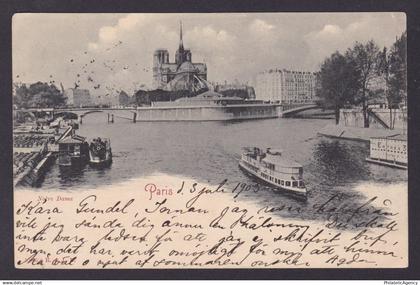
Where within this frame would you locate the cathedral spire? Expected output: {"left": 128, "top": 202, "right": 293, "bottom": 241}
{"left": 179, "top": 21, "right": 184, "bottom": 49}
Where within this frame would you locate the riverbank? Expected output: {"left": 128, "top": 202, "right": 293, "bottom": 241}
{"left": 14, "top": 151, "right": 56, "bottom": 187}
{"left": 318, "top": 123, "right": 404, "bottom": 142}
{"left": 13, "top": 126, "right": 73, "bottom": 187}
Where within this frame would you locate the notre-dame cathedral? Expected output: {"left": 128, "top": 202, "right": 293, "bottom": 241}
{"left": 152, "top": 22, "right": 207, "bottom": 91}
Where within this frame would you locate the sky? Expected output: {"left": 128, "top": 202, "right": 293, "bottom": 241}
{"left": 13, "top": 13, "right": 406, "bottom": 97}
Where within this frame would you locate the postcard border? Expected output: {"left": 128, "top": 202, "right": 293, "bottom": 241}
{"left": 1, "top": 0, "right": 420, "bottom": 280}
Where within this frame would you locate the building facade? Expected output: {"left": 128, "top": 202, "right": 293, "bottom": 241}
{"left": 255, "top": 69, "right": 317, "bottom": 104}
{"left": 214, "top": 81, "right": 256, "bottom": 100}
{"left": 152, "top": 22, "right": 207, "bottom": 91}
{"left": 64, "top": 88, "right": 92, "bottom": 107}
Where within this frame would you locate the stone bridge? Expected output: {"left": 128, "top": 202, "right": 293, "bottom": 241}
{"left": 17, "top": 104, "right": 322, "bottom": 123}
{"left": 277, "top": 104, "right": 320, "bottom": 118}
{"left": 53, "top": 108, "right": 137, "bottom": 123}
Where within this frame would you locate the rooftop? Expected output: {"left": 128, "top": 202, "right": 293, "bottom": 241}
{"left": 59, "top": 134, "right": 86, "bottom": 144}
{"left": 371, "top": 134, "right": 407, "bottom": 141}
{"left": 263, "top": 153, "right": 302, "bottom": 168}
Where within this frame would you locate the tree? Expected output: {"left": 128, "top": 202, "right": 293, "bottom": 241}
{"left": 118, "top": 90, "right": 131, "bottom": 106}
{"left": 345, "top": 40, "right": 381, "bottom": 127}
{"left": 388, "top": 31, "right": 407, "bottom": 107}
{"left": 14, "top": 82, "right": 66, "bottom": 108}
{"left": 13, "top": 84, "right": 30, "bottom": 107}
{"left": 376, "top": 32, "right": 407, "bottom": 129}
{"left": 317, "top": 51, "right": 361, "bottom": 124}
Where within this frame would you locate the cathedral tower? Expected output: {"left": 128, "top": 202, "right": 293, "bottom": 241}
{"left": 152, "top": 21, "right": 206, "bottom": 90}
{"left": 175, "top": 21, "right": 191, "bottom": 65}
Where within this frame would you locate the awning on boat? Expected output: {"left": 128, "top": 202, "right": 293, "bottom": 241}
{"left": 262, "top": 154, "right": 302, "bottom": 168}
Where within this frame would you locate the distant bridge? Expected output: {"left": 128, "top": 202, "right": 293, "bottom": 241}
{"left": 56, "top": 108, "right": 138, "bottom": 123}
{"left": 16, "top": 103, "right": 322, "bottom": 123}
{"left": 17, "top": 107, "right": 138, "bottom": 123}
{"left": 278, "top": 104, "right": 319, "bottom": 117}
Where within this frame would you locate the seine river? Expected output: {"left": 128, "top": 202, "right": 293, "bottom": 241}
{"left": 40, "top": 113, "right": 407, "bottom": 223}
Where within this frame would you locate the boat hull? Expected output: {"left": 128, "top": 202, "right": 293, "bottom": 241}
{"left": 136, "top": 105, "right": 279, "bottom": 121}
{"left": 89, "top": 150, "right": 112, "bottom": 167}
{"left": 366, "top": 157, "right": 407, "bottom": 170}
{"left": 58, "top": 154, "right": 87, "bottom": 167}
{"left": 239, "top": 160, "right": 307, "bottom": 199}
{"left": 239, "top": 162, "right": 307, "bottom": 197}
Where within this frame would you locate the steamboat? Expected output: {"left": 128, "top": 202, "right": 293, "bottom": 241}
{"left": 239, "top": 147, "right": 307, "bottom": 198}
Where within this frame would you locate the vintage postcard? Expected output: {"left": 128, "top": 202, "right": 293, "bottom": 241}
{"left": 12, "top": 13, "right": 408, "bottom": 269}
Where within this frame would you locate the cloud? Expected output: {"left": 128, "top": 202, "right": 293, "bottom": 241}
{"left": 98, "top": 26, "right": 118, "bottom": 43}
{"left": 118, "top": 14, "right": 143, "bottom": 30}
{"left": 88, "top": 42, "right": 99, "bottom": 51}
{"left": 90, "top": 14, "right": 149, "bottom": 47}
{"left": 249, "top": 19, "right": 275, "bottom": 34}
{"left": 186, "top": 26, "right": 236, "bottom": 54}
{"left": 319, "top": 24, "right": 342, "bottom": 36}
{"left": 12, "top": 13, "right": 406, "bottom": 95}
{"left": 303, "top": 14, "right": 406, "bottom": 69}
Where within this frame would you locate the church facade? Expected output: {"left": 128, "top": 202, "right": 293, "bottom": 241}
{"left": 152, "top": 22, "right": 207, "bottom": 91}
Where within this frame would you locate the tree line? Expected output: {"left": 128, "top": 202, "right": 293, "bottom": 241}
{"left": 13, "top": 82, "right": 67, "bottom": 108}
{"left": 316, "top": 31, "right": 407, "bottom": 127}
{"left": 13, "top": 82, "right": 254, "bottom": 109}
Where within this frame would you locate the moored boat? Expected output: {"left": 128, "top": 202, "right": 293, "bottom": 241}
{"left": 58, "top": 135, "right": 89, "bottom": 167}
{"left": 366, "top": 134, "right": 407, "bottom": 169}
{"left": 89, "top": 137, "right": 112, "bottom": 166}
{"left": 239, "top": 147, "right": 306, "bottom": 198}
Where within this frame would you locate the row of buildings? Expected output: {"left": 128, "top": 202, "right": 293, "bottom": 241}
{"left": 254, "top": 69, "right": 318, "bottom": 104}
{"left": 64, "top": 88, "right": 134, "bottom": 107}
{"left": 66, "top": 69, "right": 319, "bottom": 107}
{"left": 66, "top": 22, "right": 319, "bottom": 107}
{"left": 152, "top": 22, "right": 318, "bottom": 104}
{"left": 64, "top": 88, "right": 92, "bottom": 107}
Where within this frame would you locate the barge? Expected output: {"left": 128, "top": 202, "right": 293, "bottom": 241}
{"left": 58, "top": 134, "right": 89, "bottom": 166}
{"left": 366, "top": 134, "right": 407, "bottom": 169}
{"left": 136, "top": 91, "right": 279, "bottom": 121}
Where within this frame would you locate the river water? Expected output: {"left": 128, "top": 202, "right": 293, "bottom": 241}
{"left": 40, "top": 113, "right": 407, "bottom": 224}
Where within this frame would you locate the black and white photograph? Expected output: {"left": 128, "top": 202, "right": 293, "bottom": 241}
{"left": 10, "top": 12, "right": 409, "bottom": 270}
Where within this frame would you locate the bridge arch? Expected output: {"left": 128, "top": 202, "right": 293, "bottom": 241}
{"left": 279, "top": 104, "right": 320, "bottom": 118}
{"left": 80, "top": 110, "right": 104, "bottom": 118}
{"left": 54, "top": 108, "right": 138, "bottom": 123}
{"left": 53, "top": 111, "right": 79, "bottom": 120}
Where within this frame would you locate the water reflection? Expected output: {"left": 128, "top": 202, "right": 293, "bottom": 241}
{"left": 58, "top": 165, "right": 86, "bottom": 186}
{"left": 310, "top": 138, "right": 371, "bottom": 187}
